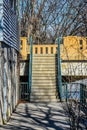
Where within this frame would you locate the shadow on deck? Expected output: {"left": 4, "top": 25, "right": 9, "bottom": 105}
{"left": 0, "top": 103, "right": 70, "bottom": 130}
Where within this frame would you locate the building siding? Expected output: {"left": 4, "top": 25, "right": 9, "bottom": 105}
{"left": 0, "top": 0, "right": 20, "bottom": 124}
{"left": 0, "top": 0, "right": 19, "bottom": 51}
{"left": 0, "top": 1, "right": 3, "bottom": 41}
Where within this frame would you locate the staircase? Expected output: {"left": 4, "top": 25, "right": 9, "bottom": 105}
{"left": 30, "top": 54, "right": 59, "bottom": 102}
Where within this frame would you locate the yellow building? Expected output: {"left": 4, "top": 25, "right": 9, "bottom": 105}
{"left": 20, "top": 36, "right": 87, "bottom": 61}
{"left": 62, "top": 36, "right": 87, "bottom": 60}
{"left": 20, "top": 37, "right": 28, "bottom": 60}
{"left": 20, "top": 36, "right": 87, "bottom": 103}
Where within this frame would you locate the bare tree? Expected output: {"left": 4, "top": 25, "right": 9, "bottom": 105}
{"left": 20, "top": 0, "right": 87, "bottom": 43}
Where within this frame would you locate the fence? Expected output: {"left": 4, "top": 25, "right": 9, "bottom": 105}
{"left": 62, "top": 83, "right": 87, "bottom": 104}
{"left": 20, "top": 82, "right": 30, "bottom": 101}
{"left": 62, "top": 83, "right": 87, "bottom": 129}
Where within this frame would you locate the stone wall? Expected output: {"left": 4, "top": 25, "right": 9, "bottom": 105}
{"left": 0, "top": 42, "right": 19, "bottom": 124}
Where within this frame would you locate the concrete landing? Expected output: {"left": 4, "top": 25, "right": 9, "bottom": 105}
{"left": 0, "top": 103, "right": 70, "bottom": 130}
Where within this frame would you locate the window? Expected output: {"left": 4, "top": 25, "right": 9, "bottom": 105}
{"left": 80, "top": 40, "right": 83, "bottom": 45}
{"left": 40, "top": 47, "right": 43, "bottom": 54}
{"left": 86, "top": 38, "right": 87, "bottom": 45}
{"left": 86, "top": 38, "right": 87, "bottom": 49}
{"left": 20, "top": 40, "right": 23, "bottom": 50}
{"left": 35, "top": 47, "right": 38, "bottom": 54}
{"left": 56, "top": 47, "right": 58, "bottom": 52}
{"left": 79, "top": 39, "right": 83, "bottom": 50}
{"left": 51, "top": 47, "right": 53, "bottom": 54}
{"left": 80, "top": 46, "right": 83, "bottom": 50}
{"left": 46, "top": 47, "right": 48, "bottom": 54}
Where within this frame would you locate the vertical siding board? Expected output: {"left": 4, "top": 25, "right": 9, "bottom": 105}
{"left": 0, "top": 1, "right": 3, "bottom": 41}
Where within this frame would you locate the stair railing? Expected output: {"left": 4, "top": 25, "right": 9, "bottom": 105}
{"left": 57, "top": 37, "right": 62, "bottom": 101}
{"left": 28, "top": 35, "right": 33, "bottom": 100}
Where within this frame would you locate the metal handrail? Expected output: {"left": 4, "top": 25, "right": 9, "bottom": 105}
{"left": 57, "top": 38, "right": 62, "bottom": 101}
{"left": 28, "top": 35, "right": 33, "bottom": 100}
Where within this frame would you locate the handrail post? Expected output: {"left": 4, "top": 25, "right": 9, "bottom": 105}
{"left": 28, "top": 35, "right": 33, "bottom": 101}
{"left": 57, "top": 37, "right": 62, "bottom": 101}
{"left": 66, "top": 84, "right": 68, "bottom": 102}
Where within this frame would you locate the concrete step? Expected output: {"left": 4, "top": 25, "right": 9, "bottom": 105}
{"left": 32, "top": 71, "right": 56, "bottom": 77}
{"left": 30, "top": 97, "right": 58, "bottom": 102}
{"left": 32, "top": 67, "right": 56, "bottom": 71}
{"left": 33, "top": 62, "right": 57, "bottom": 65}
{"left": 31, "top": 95, "right": 57, "bottom": 100}
{"left": 32, "top": 76, "right": 56, "bottom": 80}
{"left": 33, "top": 54, "right": 56, "bottom": 57}
{"left": 32, "top": 84, "right": 57, "bottom": 88}
{"left": 32, "top": 77, "right": 56, "bottom": 80}
{"left": 32, "top": 84, "right": 57, "bottom": 87}
{"left": 32, "top": 63, "right": 57, "bottom": 69}
{"left": 32, "top": 82, "right": 57, "bottom": 86}
{"left": 31, "top": 89, "right": 57, "bottom": 93}
{"left": 32, "top": 79, "right": 56, "bottom": 83}
{"left": 32, "top": 63, "right": 56, "bottom": 67}
{"left": 30, "top": 98, "right": 58, "bottom": 102}
{"left": 32, "top": 70, "right": 56, "bottom": 74}
{"left": 33, "top": 55, "right": 56, "bottom": 58}
{"left": 32, "top": 74, "right": 56, "bottom": 78}
{"left": 32, "top": 68, "right": 56, "bottom": 72}
{"left": 32, "top": 73, "right": 56, "bottom": 77}
{"left": 33, "top": 59, "right": 57, "bottom": 63}
{"left": 32, "top": 67, "right": 57, "bottom": 71}
{"left": 31, "top": 88, "right": 57, "bottom": 92}
{"left": 32, "top": 66, "right": 57, "bottom": 69}
{"left": 33, "top": 59, "right": 57, "bottom": 62}
{"left": 31, "top": 92, "right": 57, "bottom": 96}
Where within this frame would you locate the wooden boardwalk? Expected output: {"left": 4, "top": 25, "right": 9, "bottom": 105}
{"left": 0, "top": 103, "right": 70, "bottom": 130}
